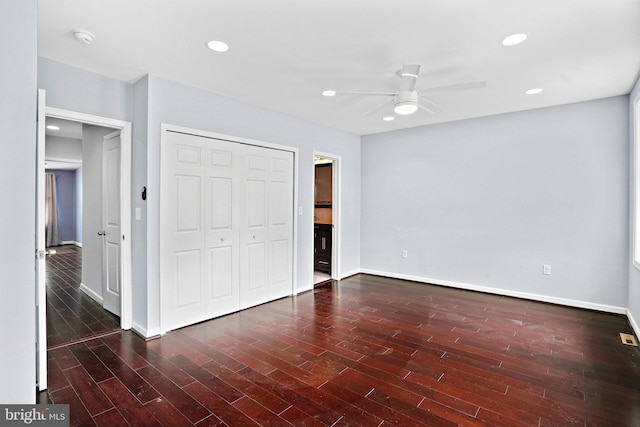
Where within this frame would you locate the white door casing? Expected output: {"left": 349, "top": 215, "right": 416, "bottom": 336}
{"left": 43, "top": 105, "right": 133, "bottom": 331}
{"left": 102, "top": 130, "right": 122, "bottom": 316}
{"left": 36, "top": 99, "right": 133, "bottom": 389}
{"left": 36, "top": 89, "right": 47, "bottom": 391}
{"left": 313, "top": 151, "right": 342, "bottom": 281}
{"left": 161, "top": 129, "right": 294, "bottom": 333}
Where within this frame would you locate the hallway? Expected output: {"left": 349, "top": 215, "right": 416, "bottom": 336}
{"left": 46, "top": 245, "right": 120, "bottom": 349}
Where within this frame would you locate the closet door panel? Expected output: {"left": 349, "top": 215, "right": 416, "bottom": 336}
{"left": 240, "top": 147, "right": 269, "bottom": 308}
{"left": 267, "top": 151, "right": 294, "bottom": 299}
{"left": 162, "top": 133, "right": 206, "bottom": 330}
{"left": 205, "top": 141, "right": 240, "bottom": 317}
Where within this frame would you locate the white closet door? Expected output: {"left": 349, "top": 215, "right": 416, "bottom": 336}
{"left": 204, "top": 138, "right": 240, "bottom": 317}
{"left": 162, "top": 132, "right": 206, "bottom": 330}
{"left": 162, "top": 130, "right": 294, "bottom": 332}
{"left": 267, "top": 149, "right": 294, "bottom": 300}
{"left": 240, "top": 145, "right": 293, "bottom": 309}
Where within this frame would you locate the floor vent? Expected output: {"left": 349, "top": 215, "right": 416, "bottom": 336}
{"left": 619, "top": 333, "right": 638, "bottom": 347}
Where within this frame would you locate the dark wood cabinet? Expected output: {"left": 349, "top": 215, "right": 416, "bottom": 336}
{"left": 314, "top": 163, "right": 332, "bottom": 206}
{"left": 314, "top": 224, "right": 332, "bottom": 273}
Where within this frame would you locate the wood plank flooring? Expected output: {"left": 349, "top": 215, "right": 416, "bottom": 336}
{"left": 40, "top": 274, "right": 640, "bottom": 426}
{"left": 46, "top": 245, "right": 121, "bottom": 349}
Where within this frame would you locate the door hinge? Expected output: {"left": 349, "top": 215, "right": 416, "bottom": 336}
{"left": 35, "top": 249, "right": 45, "bottom": 260}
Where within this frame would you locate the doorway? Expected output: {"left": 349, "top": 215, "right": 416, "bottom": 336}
{"left": 44, "top": 118, "right": 122, "bottom": 347}
{"left": 36, "top": 93, "right": 132, "bottom": 391}
{"left": 313, "top": 153, "right": 340, "bottom": 285}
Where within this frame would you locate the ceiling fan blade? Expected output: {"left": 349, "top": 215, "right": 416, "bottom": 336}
{"left": 418, "top": 104, "right": 436, "bottom": 115}
{"left": 419, "top": 95, "right": 442, "bottom": 111}
{"left": 361, "top": 99, "right": 394, "bottom": 117}
{"left": 399, "top": 64, "right": 421, "bottom": 92}
{"left": 335, "top": 90, "right": 396, "bottom": 96}
{"left": 422, "top": 80, "right": 487, "bottom": 93}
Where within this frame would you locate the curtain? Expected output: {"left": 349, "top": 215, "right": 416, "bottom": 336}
{"left": 45, "top": 172, "right": 61, "bottom": 247}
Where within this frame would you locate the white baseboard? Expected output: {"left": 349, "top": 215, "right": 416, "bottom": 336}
{"left": 132, "top": 321, "right": 162, "bottom": 340}
{"left": 359, "top": 269, "right": 628, "bottom": 315}
{"left": 296, "top": 285, "right": 313, "bottom": 294}
{"left": 627, "top": 310, "right": 640, "bottom": 338}
{"left": 61, "top": 240, "right": 82, "bottom": 247}
{"left": 79, "top": 283, "right": 103, "bottom": 305}
{"left": 339, "top": 269, "right": 361, "bottom": 280}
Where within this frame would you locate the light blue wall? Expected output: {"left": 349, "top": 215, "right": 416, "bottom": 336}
{"left": 141, "top": 75, "right": 361, "bottom": 332}
{"left": 75, "top": 167, "right": 83, "bottom": 244}
{"left": 36, "top": 62, "right": 361, "bottom": 334}
{"left": 38, "top": 57, "right": 133, "bottom": 122}
{"left": 628, "top": 76, "right": 640, "bottom": 333}
{"left": 362, "top": 96, "right": 629, "bottom": 309}
{"left": 0, "top": 0, "right": 37, "bottom": 403}
{"left": 132, "top": 76, "right": 149, "bottom": 332}
{"left": 46, "top": 169, "right": 77, "bottom": 243}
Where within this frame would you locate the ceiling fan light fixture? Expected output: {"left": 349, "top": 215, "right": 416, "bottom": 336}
{"left": 394, "top": 91, "right": 419, "bottom": 115}
{"left": 502, "top": 33, "right": 527, "bottom": 46}
{"left": 394, "top": 103, "right": 418, "bottom": 115}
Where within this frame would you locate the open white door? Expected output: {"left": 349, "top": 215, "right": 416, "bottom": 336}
{"left": 101, "top": 130, "right": 122, "bottom": 317}
{"left": 36, "top": 89, "right": 47, "bottom": 391}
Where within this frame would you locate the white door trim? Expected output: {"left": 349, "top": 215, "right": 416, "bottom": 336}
{"left": 313, "top": 151, "right": 342, "bottom": 281}
{"left": 36, "top": 90, "right": 47, "bottom": 391}
{"left": 159, "top": 123, "right": 299, "bottom": 334}
{"left": 44, "top": 105, "right": 133, "bottom": 330}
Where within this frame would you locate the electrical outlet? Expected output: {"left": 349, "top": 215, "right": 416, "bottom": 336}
{"left": 543, "top": 264, "right": 551, "bottom": 275}
{"left": 402, "top": 250, "right": 408, "bottom": 259}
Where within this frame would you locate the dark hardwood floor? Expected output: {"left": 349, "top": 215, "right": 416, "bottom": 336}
{"left": 46, "top": 245, "right": 121, "bottom": 349}
{"left": 39, "top": 274, "right": 640, "bottom": 426}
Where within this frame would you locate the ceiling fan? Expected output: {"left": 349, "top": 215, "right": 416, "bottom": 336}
{"left": 323, "top": 64, "right": 486, "bottom": 116}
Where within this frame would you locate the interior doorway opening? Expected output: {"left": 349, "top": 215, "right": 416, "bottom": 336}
{"left": 43, "top": 118, "right": 122, "bottom": 348}
{"left": 36, "top": 92, "right": 132, "bottom": 391}
{"left": 313, "top": 153, "right": 340, "bottom": 285}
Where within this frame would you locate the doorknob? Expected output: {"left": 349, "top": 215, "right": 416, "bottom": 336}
{"left": 97, "top": 231, "right": 106, "bottom": 236}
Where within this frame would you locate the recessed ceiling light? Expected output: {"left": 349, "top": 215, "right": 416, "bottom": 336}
{"left": 502, "top": 33, "right": 527, "bottom": 46}
{"left": 206, "top": 40, "right": 230, "bottom": 52}
{"left": 382, "top": 116, "right": 395, "bottom": 121}
{"left": 73, "top": 29, "right": 95, "bottom": 45}
{"left": 322, "top": 90, "right": 336, "bottom": 97}
{"left": 46, "top": 125, "right": 60, "bottom": 131}
{"left": 525, "top": 88, "right": 543, "bottom": 95}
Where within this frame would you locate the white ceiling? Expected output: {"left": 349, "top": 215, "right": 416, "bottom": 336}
{"left": 45, "top": 117, "right": 82, "bottom": 139}
{"left": 37, "top": 0, "right": 640, "bottom": 135}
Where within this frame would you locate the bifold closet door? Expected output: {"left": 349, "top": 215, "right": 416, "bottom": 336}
{"left": 162, "top": 131, "right": 293, "bottom": 332}
{"left": 162, "top": 132, "right": 241, "bottom": 331}
{"left": 240, "top": 145, "right": 294, "bottom": 309}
